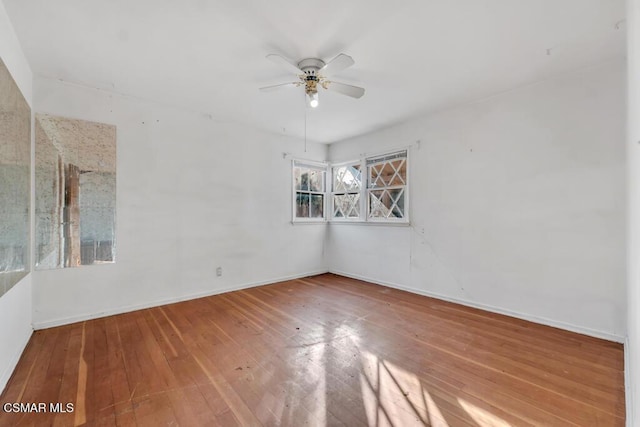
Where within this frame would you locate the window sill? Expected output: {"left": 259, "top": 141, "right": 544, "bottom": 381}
{"left": 291, "top": 220, "right": 328, "bottom": 225}
{"left": 328, "top": 220, "right": 411, "bottom": 227}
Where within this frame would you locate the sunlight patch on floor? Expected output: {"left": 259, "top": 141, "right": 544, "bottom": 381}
{"left": 304, "top": 340, "right": 327, "bottom": 426}
{"left": 358, "top": 350, "right": 450, "bottom": 426}
{"left": 457, "top": 398, "right": 511, "bottom": 427}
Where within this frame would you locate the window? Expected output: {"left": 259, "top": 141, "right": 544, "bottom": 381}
{"left": 331, "top": 163, "right": 362, "bottom": 219}
{"left": 293, "top": 161, "right": 326, "bottom": 220}
{"left": 291, "top": 149, "right": 408, "bottom": 224}
{"left": 366, "top": 150, "right": 408, "bottom": 221}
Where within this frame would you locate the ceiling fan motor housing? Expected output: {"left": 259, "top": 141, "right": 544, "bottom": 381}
{"left": 297, "top": 58, "right": 325, "bottom": 76}
{"left": 297, "top": 58, "right": 325, "bottom": 94}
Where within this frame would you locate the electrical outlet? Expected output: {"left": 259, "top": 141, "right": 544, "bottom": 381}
{"left": 216, "top": 267, "right": 222, "bottom": 277}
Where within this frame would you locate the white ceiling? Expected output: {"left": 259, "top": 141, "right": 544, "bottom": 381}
{"left": 3, "top": 0, "right": 626, "bottom": 143}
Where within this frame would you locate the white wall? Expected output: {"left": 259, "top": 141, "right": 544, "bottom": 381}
{"left": 328, "top": 60, "right": 626, "bottom": 342}
{"left": 0, "top": 0, "right": 33, "bottom": 393}
{"left": 0, "top": 275, "right": 32, "bottom": 391}
{"left": 0, "top": 2, "right": 31, "bottom": 103}
{"left": 627, "top": 0, "right": 639, "bottom": 424}
{"left": 32, "top": 77, "right": 328, "bottom": 328}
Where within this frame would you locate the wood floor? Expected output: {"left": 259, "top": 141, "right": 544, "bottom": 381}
{"left": 0, "top": 274, "right": 625, "bottom": 426}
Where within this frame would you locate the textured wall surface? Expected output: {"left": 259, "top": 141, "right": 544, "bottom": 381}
{"left": 0, "top": 0, "right": 33, "bottom": 394}
{"left": 328, "top": 60, "right": 626, "bottom": 342}
{"left": 0, "top": 57, "right": 30, "bottom": 295}
{"left": 32, "top": 77, "right": 329, "bottom": 328}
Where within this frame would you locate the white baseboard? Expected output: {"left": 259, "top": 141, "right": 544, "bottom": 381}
{"left": 0, "top": 327, "right": 33, "bottom": 394}
{"left": 32, "top": 267, "right": 625, "bottom": 343}
{"left": 33, "top": 270, "right": 329, "bottom": 330}
{"left": 330, "top": 269, "right": 625, "bottom": 343}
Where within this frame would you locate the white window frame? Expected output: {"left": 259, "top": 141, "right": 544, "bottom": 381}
{"left": 290, "top": 148, "right": 410, "bottom": 225}
{"left": 325, "top": 148, "right": 410, "bottom": 224}
{"left": 292, "top": 159, "right": 328, "bottom": 223}
{"left": 365, "top": 150, "right": 409, "bottom": 224}
{"left": 330, "top": 160, "right": 364, "bottom": 222}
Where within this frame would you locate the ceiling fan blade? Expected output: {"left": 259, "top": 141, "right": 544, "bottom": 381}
{"left": 320, "top": 53, "right": 355, "bottom": 77}
{"left": 266, "top": 54, "right": 304, "bottom": 75}
{"left": 259, "top": 82, "right": 299, "bottom": 92}
{"left": 325, "top": 81, "right": 365, "bottom": 99}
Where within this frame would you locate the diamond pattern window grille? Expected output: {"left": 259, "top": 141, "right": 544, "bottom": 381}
{"left": 369, "top": 159, "right": 406, "bottom": 188}
{"left": 367, "top": 151, "right": 407, "bottom": 220}
{"left": 333, "top": 194, "right": 360, "bottom": 218}
{"left": 333, "top": 165, "right": 361, "bottom": 193}
{"left": 332, "top": 164, "right": 362, "bottom": 220}
{"left": 369, "top": 188, "right": 405, "bottom": 219}
{"left": 293, "top": 150, "right": 407, "bottom": 223}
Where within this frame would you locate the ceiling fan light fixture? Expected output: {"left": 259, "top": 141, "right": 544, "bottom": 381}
{"left": 261, "top": 53, "right": 365, "bottom": 106}
{"left": 308, "top": 91, "right": 319, "bottom": 108}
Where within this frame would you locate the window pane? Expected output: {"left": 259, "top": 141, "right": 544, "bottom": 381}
{"left": 379, "top": 162, "right": 395, "bottom": 186}
{"left": 310, "top": 194, "right": 324, "bottom": 218}
{"left": 333, "top": 194, "right": 360, "bottom": 218}
{"left": 294, "top": 167, "right": 311, "bottom": 191}
{"left": 369, "top": 159, "right": 406, "bottom": 188}
{"left": 389, "top": 159, "right": 406, "bottom": 186}
{"left": 333, "top": 165, "right": 361, "bottom": 192}
{"left": 369, "top": 190, "right": 386, "bottom": 218}
{"left": 369, "top": 164, "right": 383, "bottom": 188}
{"left": 389, "top": 188, "right": 405, "bottom": 218}
{"left": 369, "top": 189, "right": 404, "bottom": 219}
{"left": 309, "top": 170, "right": 324, "bottom": 192}
{"left": 299, "top": 170, "right": 310, "bottom": 191}
{"left": 294, "top": 168, "right": 302, "bottom": 190}
{"left": 296, "top": 193, "right": 310, "bottom": 217}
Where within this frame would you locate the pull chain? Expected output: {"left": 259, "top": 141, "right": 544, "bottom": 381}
{"left": 304, "top": 91, "right": 308, "bottom": 153}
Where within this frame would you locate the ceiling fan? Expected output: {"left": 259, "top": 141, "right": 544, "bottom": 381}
{"left": 259, "top": 53, "right": 365, "bottom": 108}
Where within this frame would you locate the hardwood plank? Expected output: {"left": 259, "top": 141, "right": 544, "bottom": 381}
{"left": 53, "top": 322, "right": 83, "bottom": 427}
{"left": 0, "top": 331, "right": 45, "bottom": 405}
{"left": 290, "top": 276, "right": 624, "bottom": 423}
{"left": 105, "top": 315, "right": 136, "bottom": 427}
{"left": 0, "top": 273, "right": 625, "bottom": 426}
{"left": 0, "top": 329, "right": 61, "bottom": 427}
